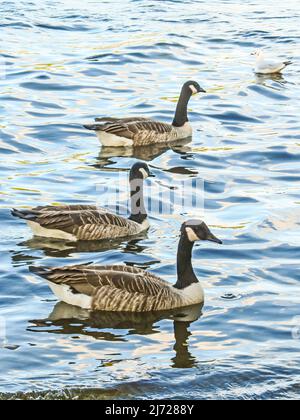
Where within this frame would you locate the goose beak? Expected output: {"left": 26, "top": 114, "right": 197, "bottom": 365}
{"left": 148, "top": 172, "right": 155, "bottom": 178}
{"left": 207, "top": 234, "right": 223, "bottom": 245}
{"left": 198, "top": 87, "right": 206, "bottom": 93}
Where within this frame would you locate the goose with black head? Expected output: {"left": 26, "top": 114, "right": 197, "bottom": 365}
{"left": 29, "top": 220, "right": 222, "bottom": 312}
{"left": 84, "top": 81, "right": 205, "bottom": 147}
{"left": 12, "top": 162, "right": 153, "bottom": 241}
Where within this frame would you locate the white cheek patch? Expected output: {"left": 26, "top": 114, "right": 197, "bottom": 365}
{"left": 139, "top": 168, "right": 148, "bottom": 179}
{"left": 185, "top": 227, "right": 200, "bottom": 242}
{"left": 189, "top": 85, "right": 198, "bottom": 95}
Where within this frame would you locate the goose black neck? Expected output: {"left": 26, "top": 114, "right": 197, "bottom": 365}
{"left": 172, "top": 87, "right": 192, "bottom": 128}
{"left": 129, "top": 177, "right": 147, "bottom": 224}
{"left": 174, "top": 233, "right": 198, "bottom": 289}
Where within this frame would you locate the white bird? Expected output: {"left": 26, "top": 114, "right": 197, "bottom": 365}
{"left": 252, "top": 50, "right": 292, "bottom": 75}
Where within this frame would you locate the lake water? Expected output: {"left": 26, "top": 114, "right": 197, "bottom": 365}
{"left": 1, "top": 0, "right": 300, "bottom": 400}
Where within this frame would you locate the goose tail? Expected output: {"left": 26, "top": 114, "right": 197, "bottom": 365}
{"left": 83, "top": 124, "right": 101, "bottom": 131}
{"left": 29, "top": 265, "right": 52, "bottom": 280}
{"left": 11, "top": 208, "right": 38, "bottom": 221}
{"left": 29, "top": 265, "right": 93, "bottom": 309}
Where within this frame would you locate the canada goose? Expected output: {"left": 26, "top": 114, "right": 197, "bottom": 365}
{"left": 252, "top": 50, "right": 292, "bottom": 74}
{"left": 29, "top": 220, "right": 222, "bottom": 312}
{"left": 83, "top": 81, "right": 206, "bottom": 147}
{"left": 11, "top": 162, "right": 153, "bottom": 241}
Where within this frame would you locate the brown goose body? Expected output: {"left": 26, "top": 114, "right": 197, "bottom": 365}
{"left": 84, "top": 81, "right": 206, "bottom": 147}
{"left": 30, "top": 221, "right": 222, "bottom": 313}
{"left": 30, "top": 264, "right": 194, "bottom": 312}
{"left": 85, "top": 117, "right": 192, "bottom": 147}
{"left": 12, "top": 206, "right": 148, "bottom": 241}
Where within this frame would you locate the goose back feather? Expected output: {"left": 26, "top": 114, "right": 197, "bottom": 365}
{"left": 85, "top": 119, "right": 190, "bottom": 147}
{"left": 12, "top": 207, "right": 148, "bottom": 241}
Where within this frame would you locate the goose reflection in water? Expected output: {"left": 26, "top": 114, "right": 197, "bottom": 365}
{"left": 14, "top": 234, "right": 148, "bottom": 259}
{"left": 28, "top": 302, "right": 203, "bottom": 369}
{"left": 94, "top": 138, "right": 192, "bottom": 168}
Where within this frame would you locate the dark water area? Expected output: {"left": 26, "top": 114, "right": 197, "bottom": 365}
{"left": 0, "top": 0, "right": 300, "bottom": 400}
